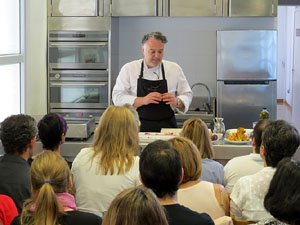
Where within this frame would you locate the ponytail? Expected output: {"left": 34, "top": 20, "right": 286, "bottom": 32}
{"left": 20, "top": 151, "right": 69, "bottom": 225}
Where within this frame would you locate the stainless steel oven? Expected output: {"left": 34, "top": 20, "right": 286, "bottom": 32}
{"left": 49, "top": 31, "right": 108, "bottom": 69}
{"left": 48, "top": 30, "right": 110, "bottom": 121}
{"left": 49, "top": 69, "right": 108, "bottom": 109}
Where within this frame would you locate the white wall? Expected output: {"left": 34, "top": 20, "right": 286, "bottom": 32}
{"left": 111, "top": 17, "right": 277, "bottom": 97}
{"left": 25, "top": 0, "right": 47, "bottom": 115}
{"left": 277, "top": 7, "right": 287, "bottom": 100}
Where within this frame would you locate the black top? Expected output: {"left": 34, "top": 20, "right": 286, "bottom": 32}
{"left": 0, "top": 154, "right": 31, "bottom": 213}
{"left": 11, "top": 210, "right": 102, "bottom": 225}
{"left": 163, "top": 204, "right": 215, "bottom": 225}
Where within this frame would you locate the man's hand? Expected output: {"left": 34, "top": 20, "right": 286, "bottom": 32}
{"left": 133, "top": 92, "right": 162, "bottom": 108}
{"left": 161, "top": 93, "right": 176, "bottom": 107}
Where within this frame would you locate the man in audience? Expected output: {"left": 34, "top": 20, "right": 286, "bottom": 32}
{"left": 230, "top": 120, "right": 300, "bottom": 222}
{"left": 139, "top": 140, "right": 214, "bottom": 225}
{"left": 224, "top": 119, "right": 271, "bottom": 193}
{"left": 0, "top": 114, "right": 37, "bottom": 213}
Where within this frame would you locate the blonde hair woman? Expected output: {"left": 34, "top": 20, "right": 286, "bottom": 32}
{"left": 102, "top": 187, "right": 169, "bottom": 225}
{"left": 168, "top": 137, "right": 231, "bottom": 225}
{"left": 71, "top": 106, "right": 141, "bottom": 216}
{"left": 11, "top": 151, "right": 102, "bottom": 225}
{"left": 181, "top": 118, "right": 224, "bottom": 184}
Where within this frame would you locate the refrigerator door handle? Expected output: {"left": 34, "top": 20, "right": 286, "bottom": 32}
{"left": 223, "top": 80, "right": 270, "bottom": 85}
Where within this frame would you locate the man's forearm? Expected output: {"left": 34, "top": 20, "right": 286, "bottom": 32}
{"left": 133, "top": 97, "right": 145, "bottom": 108}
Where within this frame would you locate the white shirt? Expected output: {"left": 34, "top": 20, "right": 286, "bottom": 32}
{"left": 112, "top": 59, "right": 193, "bottom": 113}
{"left": 71, "top": 147, "right": 141, "bottom": 216}
{"left": 224, "top": 153, "right": 264, "bottom": 193}
{"left": 230, "top": 167, "right": 276, "bottom": 221}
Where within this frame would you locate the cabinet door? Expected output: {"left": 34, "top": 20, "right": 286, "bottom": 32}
{"left": 111, "top": 0, "right": 157, "bottom": 16}
{"left": 229, "top": 0, "right": 277, "bottom": 17}
{"left": 169, "top": 0, "right": 222, "bottom": 16}
{"left": 51, "top": 0, "right": 100, "bottom": 16}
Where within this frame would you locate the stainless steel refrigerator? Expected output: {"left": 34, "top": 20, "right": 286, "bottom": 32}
{"left": 217, "top": 30, "right": 277, "bottom": 129}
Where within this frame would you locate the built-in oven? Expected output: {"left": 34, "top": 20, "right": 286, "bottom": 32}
{"left": 49, "top": 69, "right": 108, "bottom": 108}
{"left": 48, "top": 30, "right": 108, "bottom": 69}
{"left": 48, "top": 30, "right": 110, "bottom": 121}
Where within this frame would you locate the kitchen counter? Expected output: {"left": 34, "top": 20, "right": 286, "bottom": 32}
{"left": 1, "top": 136, "right": 299, "bottom": 165}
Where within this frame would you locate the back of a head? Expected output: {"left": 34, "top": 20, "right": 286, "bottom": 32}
{"left": 21, "top": 151, "right": 70, "bottom": 225}
{"left": 264, "top": 158, "right": 300, "bottom": 225}
{"left": 102, "top": 187, "right": 168, "bottom": 225}
{"left": 139, "top": 140, "right": 182, "bottom": 199}
{"left": 93, "top": 105, "right": 139, "bottom": 175}
{"left": 0, "top": 114, "right": 37, "bottom": 155}
{"left": 123, "top": 103, "right": 141, "bottom": 127}
{"left": 180, "top": 118, "right": 214, "bottom": 159}
{"left": 262, "top": 120, "right": 300, "bottom": 167}
{"left": 253, "top": 119, "right": 271, "bottom": 153}
{"left": 168, "top": 136, "right": 202, "bottom": 184}
{"left": 38, "top": 113, "right": 68, "bottom": 150}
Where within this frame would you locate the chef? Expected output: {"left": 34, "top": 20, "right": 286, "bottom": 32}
{"left": 112, "top": 31, "right": 192, "bottom": 132}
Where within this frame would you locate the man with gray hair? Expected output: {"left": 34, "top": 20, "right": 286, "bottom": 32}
{"left": 0, "top": 114, "right": 37, "bottom": 213}
{"left": 112, "top": 31, "right": 192, "bottom": 132}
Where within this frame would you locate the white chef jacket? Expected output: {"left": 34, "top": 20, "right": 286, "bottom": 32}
{"left": 112, "top": 59, "right": 192, "bottom": 113}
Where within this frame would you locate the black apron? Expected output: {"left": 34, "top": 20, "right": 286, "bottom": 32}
{"left": 137, "top": 61, "right": 177, "bottom": 132}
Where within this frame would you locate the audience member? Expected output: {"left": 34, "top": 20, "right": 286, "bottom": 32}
{"left": 102, "top": 187, "right": 168, "bottom": 225}
{"left": 181, "top": 118, "right": 224, "bottom": 184}
{"left": 224, "top": 119, "right": 270, "bottom": 193}
{"left": 139, "top": 140, "right": 214, "bottom": 225}
{"left": 230, "top": 120, "right": 300, "bottom": 222}
{"left": 261, "top": 158, "right": 300, "bottom": 225}
{"left": 168, "top": 137, "right": 231, "bottom": 225}
{"left": 0, "top": 114, "right": 37, "bottom": 213}
{"left": 123, "top": 103, "right": 141, "bottom": 128}
{"left": 11, "top": 151, "right": 102, "bottom": 225}
{"left": 37, "top": 113, "right": 71, "bottom": 167}
{"left": 0, "top": 195, "right": 18, "bottom": 225}
{"left": 71, "top": 106, "right": 141, "bottom": 216}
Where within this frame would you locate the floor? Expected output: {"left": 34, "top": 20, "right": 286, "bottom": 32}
{"left": 277, "top": 101, "right": 293, "bottom": 124}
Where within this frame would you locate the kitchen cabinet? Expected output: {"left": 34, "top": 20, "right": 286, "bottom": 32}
{"left": 49, "top": 0, "right": 104, "bottom": 16}
{"left": 111, "top": 0, "right": 162, "bottom": 16}
{"left": 226, "top": 0, "right": 278, "bottom": 17}
{"left": 168, "top": 0, "right": 223, "bottom": 17}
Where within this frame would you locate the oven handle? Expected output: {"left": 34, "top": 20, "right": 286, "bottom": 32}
{"left": 50, "top": 82, "right": 107, "bottom": 86}
{"left": 49, "top": 42, "right": 108, "bottom": 47}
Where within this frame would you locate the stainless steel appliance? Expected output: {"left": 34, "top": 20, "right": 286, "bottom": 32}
{"left": 49, "top": 31, "right": 108, "bottom": 69}
{"left": 65, "top": 117, "right": 95, "bottom": 139}
{"left": 48, "top": 30, "right": 109, "bottom": 120}
{"left": 217, "top": 30, "right": 277, "bottom": 129}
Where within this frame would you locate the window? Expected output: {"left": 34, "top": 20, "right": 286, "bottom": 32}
{"left": 0, "top": 0, "right": 24, "bottom": 122}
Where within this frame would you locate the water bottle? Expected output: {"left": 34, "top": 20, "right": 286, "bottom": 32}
{"left": 259, "top": 108, "right": 270, "bottom": 120}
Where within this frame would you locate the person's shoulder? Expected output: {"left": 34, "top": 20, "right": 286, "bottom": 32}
{"left": 225, "top": 155, "right": 251, "bottom": 168}
{"left": 122, "top": 59, "right": 143, "bottom": 68}
{"left": 63, "top": 210, "right": 102, "bottom": 225}
{"left": 164, "top": 204, "right": 214, "bottom": 225}
{"left": 162, "top": 60, "right": 182, "bottom": 69}
{"left": 204, "top": 158, "right": 224, "bottom": 169}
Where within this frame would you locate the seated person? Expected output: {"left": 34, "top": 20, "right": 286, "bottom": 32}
{"left": 37, "top": 113, "right": 71, "bottom": 167}
{"left": 230, "top": 120, "right": 300, "bottom": 222}
{"left": 260, "top": 158, "right": 300, "bottom": 225}
{"left": 224, "top": 119, "right": 270, "bottom": 193}
{"left": 0, "top": 195, "right": 18, "bottom": 225}
{"left": 181, "top": 118, "right": 224, "bottom": 185}
{"left": 0, "top": 114, "right": 37, "bottom": 213}
{"left": 11, "top": 151, "right": 102, "bottom": 225}
{"left": 139, "top": 140, "right": 214, "bottom": 225}
{"left": 102, "top": 187, "right": 168, "bottom": 225}
{"left": 71, "top": 106, "right": 141, "bottom": 216}
{"left": 168, "top": 137, "right": 232, "bottom": 225}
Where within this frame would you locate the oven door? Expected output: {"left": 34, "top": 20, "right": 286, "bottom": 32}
{"left": 49, "top": 42, "right": 108, "bottom": 69}
{"left": 49, "top": 81, "right": 108, "bottom": 109}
